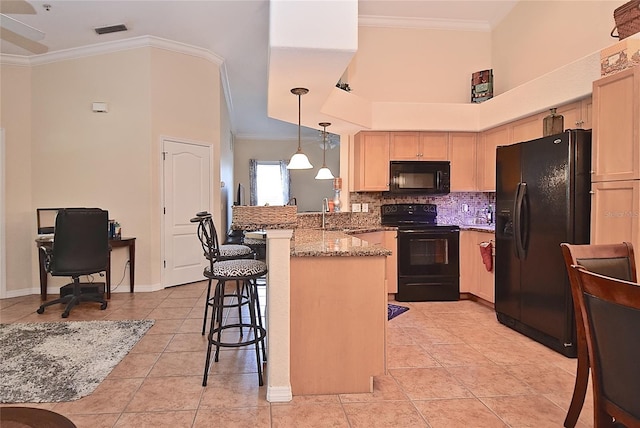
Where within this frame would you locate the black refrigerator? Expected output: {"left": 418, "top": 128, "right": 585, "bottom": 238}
{"left": 495, "top": 129, "right": 591, "bottom": 357}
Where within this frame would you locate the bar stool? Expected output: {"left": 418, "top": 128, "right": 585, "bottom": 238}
{"left": 191, "top": 212, "right": 268, "bottom": 386}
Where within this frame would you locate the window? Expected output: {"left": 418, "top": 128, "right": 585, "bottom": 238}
{"left": 249, "top": 160, "right": 290, "bottom": 206}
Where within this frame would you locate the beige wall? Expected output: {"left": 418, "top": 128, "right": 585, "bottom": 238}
{"left": 2, "top": 46, "right": 227, "bottom": 296}
{"left": 234, "top": 136, "right": 339, "bottom": 213}
{"left": 348, "top": 26, "right": 492, "bottom": 104}
{"left": 492, "top": 1, "right": 619, "bottom": 95}
{"left": 149, "top": 48, "right": 223, "bottom": 285}
{"left": 0, "top": 64, "right": 33, "bottom": 295}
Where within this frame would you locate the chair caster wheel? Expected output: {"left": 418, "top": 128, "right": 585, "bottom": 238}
{"left": 36, "top": 307, "right": 44, "bottom": 314}
{"left": 61, "top": 312, "right": 69, "bottom": 318}
{"left": 100, "top": 302, "right": 107, "bottom": 310}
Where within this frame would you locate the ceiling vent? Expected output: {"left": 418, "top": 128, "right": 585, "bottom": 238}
{"left": 94, "top": 24, "right": 128, "bottom": 35}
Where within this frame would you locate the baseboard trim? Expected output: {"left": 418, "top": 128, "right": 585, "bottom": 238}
{"left": 266, "top": 386, "right": 293, "bottom": 403}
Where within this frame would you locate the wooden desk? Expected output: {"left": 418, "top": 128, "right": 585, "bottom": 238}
{"left": 36, "top": 237, "right": 136, "bottom": 300}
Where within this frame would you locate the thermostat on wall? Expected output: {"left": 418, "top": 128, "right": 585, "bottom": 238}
{"left": 92, "top": 102, "right": 108, "bottom": 113}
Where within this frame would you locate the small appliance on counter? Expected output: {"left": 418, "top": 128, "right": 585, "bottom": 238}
{"left": 381, "top": 204, "right": 460, "bottom": 301}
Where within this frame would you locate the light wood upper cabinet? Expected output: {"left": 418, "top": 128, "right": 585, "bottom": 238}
{"left": 511, "top": 113, "right": 544, "bottom": 144}
{"left": 557, "top": 97, "right": 592, "bottom": 130}
{"left": 590, "top": 180, "right": 640, "bottom": 268}
{"left": 390, "top": 132, "right": 420, "bottom": 160}
{"left": 592, "top": 66, "right": 640, "bottom": 182}
{"left": 353, "top": 132, "right": 390, "bottom": 191}
{"left": 419, "top": 132, "right": 449, "bottom": 160}
{"left": 478, "top": 124, "right": 509, "bottom": 192}
{"left": 390, "top": 131, "right": 448, "bottom": 161}
{"left": 449, "top": 132, "right": 477, "bottom": 191}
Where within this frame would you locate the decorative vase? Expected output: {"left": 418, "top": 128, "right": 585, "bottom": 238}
{"left": 543, "top": 108, "right": 564, "bottom": 137}
{"left": 333, "top": 189, "right": 342, "bottom": 213}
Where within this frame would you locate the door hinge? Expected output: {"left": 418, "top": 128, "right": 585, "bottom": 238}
{"left": 163, "top": 260, "right": 166, "bottom": 268}
{"left": 162, "top": 151, "right": 167, "bottom": 160}
{"left": 163, "top": 207, "right": 166, "bottom": 214}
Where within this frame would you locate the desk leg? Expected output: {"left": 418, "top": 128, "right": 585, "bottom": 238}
{"left": 106, "top": 250, "right": 111, "bottom": 299}
{"left": 38, "top": 248, "right": 48, "bottom": 301}
{"left": 129, "top": 240, "right": 135, "bottom": 293}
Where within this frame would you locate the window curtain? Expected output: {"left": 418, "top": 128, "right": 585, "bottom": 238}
{"left": 249, "top": 159, "right": 291, "bottom": 205}
{"left": 249, "top": 159, "right": 258, "bottom": 206}
{"left": 279, "top": 160, "right": 291, "bottom": 204}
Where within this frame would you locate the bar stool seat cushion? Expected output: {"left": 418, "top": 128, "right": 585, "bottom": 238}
{"left": 219, "top": 244, "right": 253, "bottom": 258}
{"left": 206, "top": 259, "right": 267, "bottom": 279}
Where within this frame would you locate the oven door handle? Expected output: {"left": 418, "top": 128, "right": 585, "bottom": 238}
{"left": 398, "top": 228, "right": 459, "bottom": 234}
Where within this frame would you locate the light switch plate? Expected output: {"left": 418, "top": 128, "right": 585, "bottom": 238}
{"left": 362, "top": 203, "right": 369, "bottom": 213}
{"left": 352, "top": 203, "right": 361, "bottom": 212}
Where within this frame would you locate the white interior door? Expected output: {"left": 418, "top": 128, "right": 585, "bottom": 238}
{"left": 163, "top": 139, "right": 211, "bottom": 287}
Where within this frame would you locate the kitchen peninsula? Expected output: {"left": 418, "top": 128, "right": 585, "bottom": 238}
{"left": 289, "top": 229, "right": 390, "bottom": 395}
{"left": 233, "top": 219, "right": 391, "bottom": 402}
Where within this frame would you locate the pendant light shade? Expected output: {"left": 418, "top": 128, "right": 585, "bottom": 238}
{"left": 287, "top": 88, "right": 313, "bottom": 170}
{"left": 315, "top": 122, "right": 335, "bottom": 180}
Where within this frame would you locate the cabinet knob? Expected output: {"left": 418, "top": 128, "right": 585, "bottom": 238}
{"left": 589, "top": 191, "right": 595, "bottom": 194}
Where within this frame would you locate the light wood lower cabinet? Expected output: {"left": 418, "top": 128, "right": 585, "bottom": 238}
{"left": 459, "top": 230, "right": 495, "bottom": 304}
{"left": 590, "top": 180, "right": 640, "bottom": 267}
{"left": 352, "top": 230, "right": 398, "bottom": 294}
{"left": 290, "top": 256, "right": 387, "bottom": 395}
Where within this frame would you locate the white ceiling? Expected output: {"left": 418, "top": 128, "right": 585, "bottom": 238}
{"left": 1, "top": 0, "right": 517, "bottom": 140}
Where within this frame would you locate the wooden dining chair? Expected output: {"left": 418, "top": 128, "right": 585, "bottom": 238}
{"left": 570, "top": 266, "right": 640, "bottom": 427}
{"left": 560, "top": 242, "right": 637, "bottom": 427}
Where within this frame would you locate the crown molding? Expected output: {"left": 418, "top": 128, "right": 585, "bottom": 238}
{"left": 358, "top": 15, "right": 491, "bottom": 32}
{"left": 0, "top": 54, "right": 30, "bottom": 66}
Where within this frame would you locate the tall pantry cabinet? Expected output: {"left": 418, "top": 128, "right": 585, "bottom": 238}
{"left": 590, "top": 66, "right": 640, "bottom": 265}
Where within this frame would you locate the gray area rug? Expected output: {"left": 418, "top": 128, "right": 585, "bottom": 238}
{"left": 0, "top": 319, "right": 154, "bottom": 403}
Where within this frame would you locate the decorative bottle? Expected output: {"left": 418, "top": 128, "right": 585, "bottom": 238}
{"left": 333, "top": 189, "right": 341, "bottom": 213}
{"left": 543, "top": 108, "right": 564, "bottom": 137}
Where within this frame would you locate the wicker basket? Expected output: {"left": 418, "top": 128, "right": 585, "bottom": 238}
{"left": 232, "top": 205, "right": 297, "bottom": 228}
{"left": 613, "top": 0, "right": 640, "bottom": 40}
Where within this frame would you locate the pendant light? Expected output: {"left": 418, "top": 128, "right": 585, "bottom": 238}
{"left": 315, "top": 122, "right": 335, "bottom": 180}
{"left": 287, "top": 87, "right": 313, "bottom": 170}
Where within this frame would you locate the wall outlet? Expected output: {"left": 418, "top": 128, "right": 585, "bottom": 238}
{"left": 362, "top": 203, "right": 369, "bottom": 213}
{"left": 352, "top": 203, "right": 361, "bottom": 213}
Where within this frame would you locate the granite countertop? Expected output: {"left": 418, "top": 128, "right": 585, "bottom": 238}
{"left": 460, "top": 225, "right": 495, "bottom": 233}
{"left": 291, "top": 229, "right": 392, "bottom": 257}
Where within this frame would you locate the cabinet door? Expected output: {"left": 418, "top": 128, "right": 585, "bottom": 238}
{"left": 383, "top": 230, "right": 398, "bottom": 294}
{"left": 449, "top": 133, "right": 477, "bottom": 191}
{"left": 478, "top": 125, "right": 509, "bottom": 191}
{"left": 581, "top": 97, "right": 593, "bottom": 130}
{"left": 420, "top": 132, "right": 449, "bottom": 160}
{"left": 353, "top": 132, "right": 390, "bottom": 191}
{"left": 511, "top": 113, "right": 543, "bottom": 144}
{"left": 390, "top": 132, "right": 420, "bottom": 160}
{"left": 471, "top": 232, "right": 495, "bottom": 304}
{"left": 353, "top": 231, "right": 398, "bottom": 294}
{"left": 591, "top": 180, "right": 640, "bottom": 266}
{"left": 592, "top": 67, "right": 640, "bottom": 182}
{"left": 459, "top": 231, "right": 475, "bottom": 293}
{"left": 556, "top": 97, "right": 593, "bottom": 130}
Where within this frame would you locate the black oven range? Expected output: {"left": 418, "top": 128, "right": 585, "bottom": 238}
{"left": 381, "top": 204, "right": 460, "bottom": 301}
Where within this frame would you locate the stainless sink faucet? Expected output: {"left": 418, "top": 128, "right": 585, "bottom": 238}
{"left": 322, "top": 198, "right": 329, "bottom": 229}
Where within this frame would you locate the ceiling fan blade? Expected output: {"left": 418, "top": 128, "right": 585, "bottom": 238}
{"left": 1, "top": 27, "right": 48, "bottom": 54}
{"left": 0, "top": 13, "right": 44, "bottom": 41}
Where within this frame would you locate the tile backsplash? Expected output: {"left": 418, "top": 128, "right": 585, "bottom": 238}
{"left": 349, "top": 192, "right": 496, "bottom": 226}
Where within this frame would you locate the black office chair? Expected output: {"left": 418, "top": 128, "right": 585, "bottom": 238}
{"left": 37, "top": 208, "right": 109, "bottom": 318}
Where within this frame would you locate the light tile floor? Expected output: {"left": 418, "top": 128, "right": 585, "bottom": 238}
{"left": 0, "top": 281, "right": 594, "bottom": 427}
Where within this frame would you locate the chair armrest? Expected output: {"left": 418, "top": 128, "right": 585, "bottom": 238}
{"left": 39, "top": 245, "right": 53, "bottom": 272}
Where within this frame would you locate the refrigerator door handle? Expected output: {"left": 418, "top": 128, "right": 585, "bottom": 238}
{"left": 520, "top": 182, "right": 529, "bottom": 258}
{"left": 513, "top": 182, "right": 527, "bottom": 259}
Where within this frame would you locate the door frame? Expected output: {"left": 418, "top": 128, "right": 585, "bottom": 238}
{"left": 160, "top": 136, "right": 213, "bottom": 289}
{"left": 0, "top": 129, "right": 5, "bottom": 298}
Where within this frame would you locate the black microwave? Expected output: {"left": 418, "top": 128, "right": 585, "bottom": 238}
{"left": 388, "top": 161, "right": 450, "bottom": 195}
